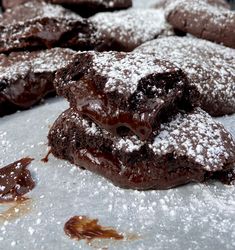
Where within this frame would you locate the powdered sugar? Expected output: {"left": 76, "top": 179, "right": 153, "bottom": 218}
{"left": 165, "top": 0, "right": 235, "bottom": 48}
{"left": 0, "top": 1, "right": 81, "bottom": 25}
{"left": 151, "top": 109, "right": 235, "bottom": 171}
{"left": 89, "top": 51, "right": 179, "bottom": 93}
{"left": 165, "top": 0, "right": 233, "bottom": 22}
{"left": 0, "top": 1, "right": 89, "bottom": 53}
{"left": 115, "top": 137, "right": 144, "bottom": 153}
{"left": 91, "top": 8, "right": 173, "bottom": 51}
{"left": 135, "top": 36, "right": 235, "bottom": 116}
{"left": 0, "top": 48, "right": 75, "bottom": 83}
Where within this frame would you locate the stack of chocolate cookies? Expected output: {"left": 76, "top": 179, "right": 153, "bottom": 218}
{"left": 0, "top": 0, "right": 172, "bottom": 116}
{"left": 0, "top": 0, "right": 235, "bottom": 190}
{"left": 48, "top": 51, "right": 235, "bottom": 190}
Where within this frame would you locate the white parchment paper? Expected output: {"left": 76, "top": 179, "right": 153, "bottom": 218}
{"left": 0, "top": 97, "right": 235, "bottom": 250}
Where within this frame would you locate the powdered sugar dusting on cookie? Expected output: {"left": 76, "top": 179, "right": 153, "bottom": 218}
{"left": 0, "top": 1, "right": 89, "bottom": 53}
{"left": 0, "top": 1, "right": 81, "bottom": 25}
{"left": 135, "top": 36, "right": 235, "bottom": 116}
{"left": 165, "top": 0, "right": 235, "bottom": 48}
{"left": 115, "top": 136, "right": 144, "bottom": 153}
{"left": 151, "top": 108, "right": 235, "bottom": 171}
{"left": 110, "top": 108, "right": 235, "bottom": 171}
{"left": 166, "top": 0, "right": 234, "bottom": 23}
{"left": 31, "top": 48, "right": 76, "bottom": 73}
{"left": 90, "top": 51, "right": 178, "bottom": 93}
{"left": 0, "top": 48, "right": 76, "bottom": 83}
{"left": 91, "top": 8, "right": 173, "bottom": 50}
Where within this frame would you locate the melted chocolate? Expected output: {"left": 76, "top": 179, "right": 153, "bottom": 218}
{"left": 64, "top": 216, "right": 124, "bottom": 242}
{"left": 0, "top": 197, "right": 32, "bottom": 222}
{"left": 69, "top": 74, "right": 190, "bottom": 141}
{"left": 0, "top": 158, "right": 35, "bottom": 202}
{"left": 41, "top": 149, "right": 52, "bottom": 163}
{"left": 48, "top": 108, "right": 235, "bottom": 190}
{"left": 55, "top": 51, "right": 198, "bottom": 141}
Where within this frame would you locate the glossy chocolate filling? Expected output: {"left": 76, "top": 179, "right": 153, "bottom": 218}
{"left": 69, "top": 73, "right": 193, "bottom": 141}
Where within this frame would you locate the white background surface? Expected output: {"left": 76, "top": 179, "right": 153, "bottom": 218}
{"left": 0, "top": 97, "right": 235, "bottom": 250}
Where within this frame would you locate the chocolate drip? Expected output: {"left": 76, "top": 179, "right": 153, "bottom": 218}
{"left": 64, "top": 215, "right": 124, "bottom": 243}
{"left": 0, "top": 158, "right": 35, "bottom": 202}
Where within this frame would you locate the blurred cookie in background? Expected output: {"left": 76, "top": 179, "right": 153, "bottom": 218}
{"left": 135, "top": 36, "right": 235, "bottom": 117}
{"left": 2, "top": 0, "right": 132, "bottom": 17}
{"left": 0, "top": 1, "right": 97, "bottom": 53}
{"left": 0, "top": 48, "right": 75, "bottom": 116}
{"left": 91, "top": 8, "right": 174, "bottom": 52}
{"left": 165, "top": 0, "right": 235, "bottom": 48}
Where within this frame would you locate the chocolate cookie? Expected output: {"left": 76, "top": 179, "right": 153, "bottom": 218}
{"left": 0, "top": 1, "right": 96, "bottom": 53}
{"left": 165, "top": 0, "right": 235, "bottom": 49}
{"left": 90, "top": 8, "right": 174, "bottom": 52}
{"left": 48, "top": 108, "right": 235, "bottom": 190}
{"left": 2, "top": 0, "right": 132, "bottom": 17}
{"left": 55, "top": 51, "right": 198, "bottom": 141}
{"left": 52, "top": 0, "right": 132, "bottom": 17}
{"left": 0, "top": 48, "right": 75, "bottom": 116}
{"left": 135, "top": 36, "right": 235, "bottom": 117}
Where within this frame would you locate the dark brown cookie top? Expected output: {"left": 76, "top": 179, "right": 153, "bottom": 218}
{"left": 0, "top": 1, "right": 80, "bottom": 25}
{"left": 0, "top": 1, "right": 95, "bottom": 53}
{"left": 165, "top": 0, "right": 235, "bottom": 48}
{"left": 135, "top": 36, "right": 235, "bottom": 116}
{"left": 57, "top": 51, "right": 180, "bottom": 94}
{"left": 91, "top": 8, "right": 173, "bottom": 51}
{"left": 51, "top": 0, "right": 132, "bottom": 8}
{"left": 0, "top": 48, "right": 76, "bottom": 88}
{"left": 0, "top": 48, "right": 76, "bottom": 115}
{"left": 2, "top": 0, "right": 132, "bottom": 17}
{"left": 2, "top": 0, "right": 131, "bottom": 9}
